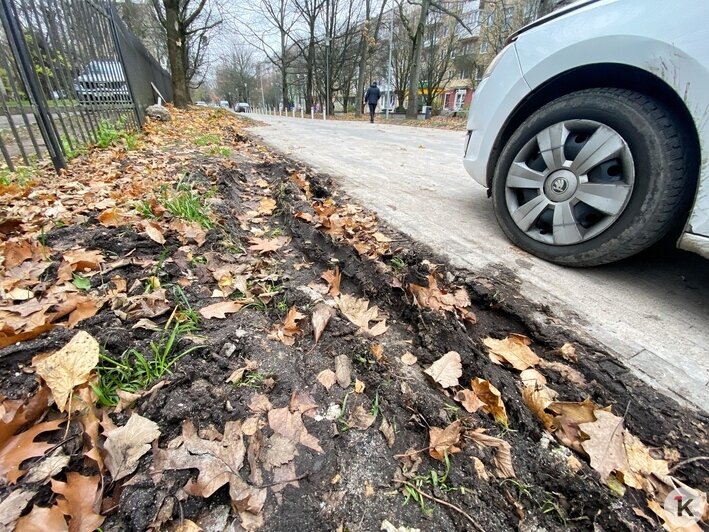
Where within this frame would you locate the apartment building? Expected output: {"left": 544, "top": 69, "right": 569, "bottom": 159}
{"left": 438, "top": 0, "right": 540, "bottom": 114}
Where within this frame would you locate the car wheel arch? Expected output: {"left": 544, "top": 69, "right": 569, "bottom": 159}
{"left": 486, "top": 63, "right": 700, "bottom": 192}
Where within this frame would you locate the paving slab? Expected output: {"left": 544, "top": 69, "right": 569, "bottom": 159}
{"left": 249, "top": 114, "right": 709, "bottom": 411}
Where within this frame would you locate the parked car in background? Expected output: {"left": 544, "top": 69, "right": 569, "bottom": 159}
{"left": 234, "top": 102, "right": 250, "bottom": 113}
{"left": 219, "top": 100, "right": 230, "bottom": 109}
{"left": 195, "top": 100, "right": 208, "bottom": 107}
{"left": 74, "top": 60, "right": 130, "bottom": 103}
{"left": 463, "top": 0, "right": 708, "bottom": 266}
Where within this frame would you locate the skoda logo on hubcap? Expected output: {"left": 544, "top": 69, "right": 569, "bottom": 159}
{"left": 551, "top": 177, "right": 569, "bottom": 194}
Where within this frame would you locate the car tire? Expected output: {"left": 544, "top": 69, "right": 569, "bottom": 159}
{"left": 491, "top": 88, "right": 696, "bottom": 267}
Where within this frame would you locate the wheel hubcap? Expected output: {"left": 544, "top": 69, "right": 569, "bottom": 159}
{"left": 504, "top": 119, "right": 635, "bottom": 246}
{"left": 544, "top": 169, "right": 578, "bottom": 202}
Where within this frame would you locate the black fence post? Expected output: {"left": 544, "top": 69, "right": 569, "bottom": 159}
{"left": 0, "top": 0, "right": 65, "bottom": 170}
{"left": 107, "top": 5, "right": 142, "bottom": 127}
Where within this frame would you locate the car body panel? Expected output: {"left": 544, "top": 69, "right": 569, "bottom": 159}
{"left": 74, "top": 60, "right": 129, "bottom": 101}
{"left": 462, "top": 45, "right": 530, "bottom": 182}
{"left": 463, "top": 0, "right": 709, "bottom": 257}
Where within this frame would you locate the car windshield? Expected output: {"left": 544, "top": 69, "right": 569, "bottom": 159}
{"left": 83, "top": 61, "right": 124, "bottom": 78}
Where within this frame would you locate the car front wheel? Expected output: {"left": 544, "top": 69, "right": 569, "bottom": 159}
{"left": 491, "top": 88, "right": 695, "bottom": 266}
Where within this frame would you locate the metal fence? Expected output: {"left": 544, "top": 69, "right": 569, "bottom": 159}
{"left": 0, "top": 0, "right": 172, "bottom": 172}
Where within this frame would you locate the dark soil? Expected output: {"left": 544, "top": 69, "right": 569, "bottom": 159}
{"left": 1, "top": 120, "right": 706, "bottom": 532}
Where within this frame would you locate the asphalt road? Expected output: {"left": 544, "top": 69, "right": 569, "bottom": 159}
{"left": 249, "top": 113, "right": 709, "bottom": 410}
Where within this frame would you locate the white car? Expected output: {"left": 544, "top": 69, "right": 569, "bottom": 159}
{"left": 463, "top": 0, "right": 708, "bottom": 266}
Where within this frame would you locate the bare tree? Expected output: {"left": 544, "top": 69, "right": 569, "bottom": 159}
{"left": 238, "top": 0, "right": 301, "bottom": 110}
{"left": 215, "top": 46, "right": 256, "bottom": 106}
{"left": 151, "top": 0, "right": 222, "bottom": 107}
{"left": 353, "top": 0, "right": 387, "bottom": 116}
{"left": 293, "top": 0, "right": 326, "bottom": 110}
{"left": 397, "top": 0, "right": 476, "bottom": 118}
{"left": 419, "top": 9, "right": 459, "bottom": 108}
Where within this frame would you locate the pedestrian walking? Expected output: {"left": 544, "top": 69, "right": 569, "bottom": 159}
{"left": 364, "top": 82, "right": 381, "bottom": 123}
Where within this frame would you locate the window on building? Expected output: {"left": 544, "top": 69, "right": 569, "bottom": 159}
{"left": 444, "top": 93, "right": 450, "bottom": 109}
{"left": 523, "top": 3, "right": 537, "bottom": 22}
{"left": 486, "top": 12, "right": 494, "bottom": 26}
{"left": 504, "top": 7, "right": 514, "bottom": 28}
{"left": 480, "top": 40, "right": 489, "bottom": 53}
{"left": 474, "top": 67, "right": 481, "bottom": 82}
{"left": 455, "top": 90, "right": 466, "bottom": 109}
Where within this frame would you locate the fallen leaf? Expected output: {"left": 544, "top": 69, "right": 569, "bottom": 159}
{"left": 557, "top": 343, "right": 578, "bottom": 362}
{"left": 61, "top": 248, "right": 104, "bottom": 274}
{"left": 67, "top": 298, "right": 100, "bottom": 328}
{"left": 408, "top": 273, "right": 475, "bottom": 322}
{"left": 173, "top": 519, "right": 202, "bottom": 532}
{"left": 24, "top": 450, "right": 70, "bottom": 484}
{"left": 335, "top": 355, "right": 352, "bottom": 389}
{"left": 248, "top": 236, "right": 290, "bottom": 254}
{"left": 621, "top": 431, "right": 669, "bottom": 490}
{"left": 311, "top": 303, "right": 335, "bottom": 343}
{"left": 248, "top": 394, "right": 272, "bottom": 415}
{"left": 258, "top": 197, "right": 277, "bottom": 215}
{"left": 0, "top": 489, "right": 36, "bottom": 529}
{"left": 467, "top": 428, "right": 516, "bottom": 478}
{"left": 471, "top": 378, "right": 508, "bottom": 426}
{"left": 152, "top": 420, "right": 246, "bottom": 499}
{"left": 370, "top": 343, "right": 384, "bottom": 361}
{"left": 141, "top": 222, "right": 166, "bottom": 244}
{"left": 97, "top": 208, "right": 126, "bottom": 227}
{"left": 260, "top": 433, "right": 298, "bottom": 470}
{"left": 51, "top": 472, "right": 104, "bottom": 532}
{"left": 321, "top": 267, "right": 341, "bottom": 296}
{"left": 0, "top": 323, "right": 55, "bottom": 349}
{"left": 104, "top": 413, "right": 161, "bottom": 481}
{"left": 379, "top": 417, "right": 395, "bottom": 448}
{"left": 335, "top": 293, "right": 388, "bottom": 336}
{"left": 454, "top": 389, "right": 485, "bottom": 413}
{"left": 348, "top": 405, "right": 376, "bottom": 430}
{"left": 316, "top": 369, "right": 337, "bottom": 390}
{"left": 538, "top": 359, "right": 586, "bottom": 387}
{"left": 428, "top": 420, "right": 462, "bottom": 461}
{"left": 15, "top": 504, "right": 68, "bottom": 532}
{"left": 519, "top": 369, "right": 558, "bottom": 431}
{"left": 0, "top": 386, "right": 51, "bottom": 447}
{"left": 579, "top": 410, "right": 628, "bottom": 484}
{"left": 400, "top": 352, "right": 417, "bottom": 365}
{"left": 354, "top": 379, "right": 365, "bottom": 394}
{"left": 226, "top": 359, "right": 259, "bottom": 384}
{"left": 199, "top": 301, "right": 243, "bottom": 319}
{"left": 380, "top": 520, "right": 420, "bottom": 532}
{"left": 549, "top": 399, "right": 600, "bottom": 453}
{"left": 423, "top": 351, "right": 462, "bottom": 388}
{"left": 483, "top": 334, "right": 541, "bottom": 371}
{"left": 471, "top": 457, "right": 489, "bottom": 480}
{"left": 33, "top": 331, "right": 99, "bottom": 412}
{"left": 268, "top": 407, "right": 323, "bottom": 453}
{"left": 271, "top": 306, "right": 305, "bottom": 345}
{"left": 2, "top": 240, "right": 34, "bottom": 269}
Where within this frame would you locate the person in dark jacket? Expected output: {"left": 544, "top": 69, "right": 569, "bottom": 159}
{"left": 364, "top": 82, "right": 381, "bottom": 123}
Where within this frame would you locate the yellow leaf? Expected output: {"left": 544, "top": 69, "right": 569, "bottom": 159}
{"left": 471, "top": 378, "right": 508, "bottom": 426}
{"left": 424, "top": 351, "right": 462, "bottom": 388}
{"left": 483, "top": 334, "right": 541, "bottom": 371}
{"left": 33, "top": 331, "right": 99, "bottom": 412}
{"left": 199, "top": 301, "right": 243, "bottom": 319}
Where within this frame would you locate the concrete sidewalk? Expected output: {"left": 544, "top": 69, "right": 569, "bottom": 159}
{"left": 248, "top": 113, "right": 709, "bottom": 412}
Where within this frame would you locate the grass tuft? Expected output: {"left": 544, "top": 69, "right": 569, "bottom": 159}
{"left": 92, "top": 322, "right": 202, "bottom": 406}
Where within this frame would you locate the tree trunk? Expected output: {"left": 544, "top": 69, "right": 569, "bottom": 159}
{"left": 305, "top": 27, "right": 315, "bottom": 110}
{"left": 164, "top": 1, "right": 190, "bottom": 108}
{"left": 354, "top": 1, "right": 370, "bottom": 118}
{"left": 281, "top": 65, "right": 289, "bottom": 110}
{"left": 406, "top": 0, "right": 429, "bottom": 119}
